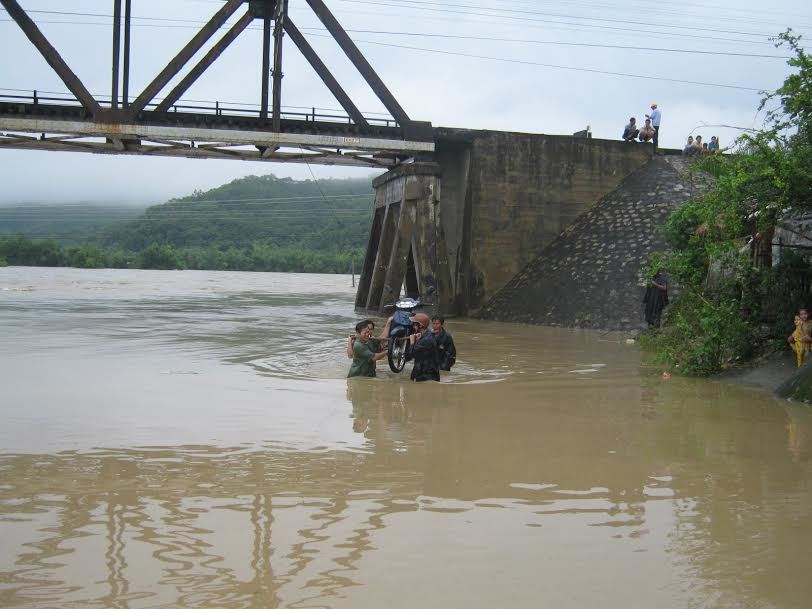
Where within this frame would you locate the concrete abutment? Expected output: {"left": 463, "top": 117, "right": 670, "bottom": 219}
{"left": 355, "top": 128, "right": 655, "bottom": 320}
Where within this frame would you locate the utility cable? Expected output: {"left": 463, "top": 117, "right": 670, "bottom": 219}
{"left": 0, "top": 193, "right": 374, "bottom": 206}
{"left": 339, "top": 0, "right": 773, "bottom": 38}
{"left": 308, "top": 34, "right": 766, "bottom": 91}
{"left": 331, "top": 0, "right": 788, "bottom": 43}
{"left": 0, "top": 18, "right": 791, "bottom": 57}
{"left": 0, "top": 6, "right": 795, "bottom": 47}
{"left": 3, "top": 3, "right": 795, "bottom": 39}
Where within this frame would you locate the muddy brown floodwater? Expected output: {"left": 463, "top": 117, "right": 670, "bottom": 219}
{"left": 1, "top": 267, "right": 811, "bottom": 609}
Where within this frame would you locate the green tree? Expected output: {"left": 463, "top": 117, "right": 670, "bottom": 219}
{"left": 64, "top": 244, "right": 108, "bottom": 268}
{"left": 138, "top": 243, "right": 183, "bottom": 270}
{"left": 0, "top": 235, "right": 64, "bottom": 266}
{"left": 643, "top": 31, "right": 812, "bottom": 376}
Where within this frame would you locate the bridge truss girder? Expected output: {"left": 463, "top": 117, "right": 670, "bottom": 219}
{"left": 0, "top": 115, "right": 433, "bottom": 167}
{"left": 0, "top": 0, "right": 434, "bottom": 165}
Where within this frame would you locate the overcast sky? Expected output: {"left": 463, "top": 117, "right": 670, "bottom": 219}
{"left": 1, "top": 0, "right": 810, "bottom": 204}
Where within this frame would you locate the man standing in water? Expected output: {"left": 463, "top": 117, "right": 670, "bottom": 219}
{"left": 347, "top": 321, "right": 386, "bottom": 378}
{"left": 430, "top": 315, "right": 456, "bottom": 371}
{"left": 408, "top": 313, "right": 440, "bottom": 382}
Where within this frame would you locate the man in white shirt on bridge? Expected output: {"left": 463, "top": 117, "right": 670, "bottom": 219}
{"left": 646, "top": 103, "right": 661, "bottom": 153}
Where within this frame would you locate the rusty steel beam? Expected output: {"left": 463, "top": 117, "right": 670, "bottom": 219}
{"left": 123, "top": 0, "right": 132, "bottom": 107}
{"left": 0, "top": 116, "right": 435, "bottom": 152}
{"left": 155, "top": 11, "right": 254, "bottom": 113}
{"left": 271, "top": 0, "right": 287, "bottom": 132}
{"left": 284, "top": 18, "right": 369, "bottom": 129}
{"left": 260, "top": 10, "right": 272, "bottom": 120}
{"left": 128, "top": 0, "right": 244, "bottom": 117}
{"left": 111, "top": 0, "right": 122, "bottom": 110}
{"left": 0, "top": 135, "right": 397, "bottom": 167}
{"left": 0, "top": 0, "right": 101, "bottom": 115}
{"left": 304, "top": 0, "right": 411, "bottom": 128}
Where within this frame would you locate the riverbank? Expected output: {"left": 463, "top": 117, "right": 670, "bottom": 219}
{"left": 716, "top": 349, "right": 799, "bottom": 395}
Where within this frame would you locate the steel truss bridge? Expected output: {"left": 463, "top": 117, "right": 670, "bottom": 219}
{"left": 0, "top": 0, "right": 435, "bottom": 167}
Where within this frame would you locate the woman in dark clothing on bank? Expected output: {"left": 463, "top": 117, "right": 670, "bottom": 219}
{"left": 643, "top": 271, "right": 669, "bottom": 327}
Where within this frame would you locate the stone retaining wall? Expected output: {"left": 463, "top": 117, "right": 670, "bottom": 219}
{"left": 482, "top": 156, "right": 709, "bottom": 331}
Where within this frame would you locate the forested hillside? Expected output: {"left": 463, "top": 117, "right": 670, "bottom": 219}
{"left": 102, "top": 174, "right": 376, "bottom": 251}
{"left": 0, "top": 172, "right": 379, "bottom": 273}
{"left": 0, "top": 203, "right": 146, "bottom": 244}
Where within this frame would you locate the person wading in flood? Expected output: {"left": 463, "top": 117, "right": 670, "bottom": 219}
{"left": 407, "top": 313, "right": 441, "bottom": 382}
{"left": 347, "top": 320, "right": 387, "bottom": 378}
{"left": 430, "top": 315, "right": 456, "bottom": 371}
{"left": 347, "top": 319, "right": 383, "bottom": 360}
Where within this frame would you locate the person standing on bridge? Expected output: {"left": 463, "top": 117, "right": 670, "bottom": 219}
{"left": 645, "top": 103, "right": 661, "bottom": 153}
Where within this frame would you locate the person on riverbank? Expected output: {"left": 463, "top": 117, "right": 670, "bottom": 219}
{"left": 431, "top": 315, "right": 457, "bottom": 371}
{"left": 643, "top": 271, "right": 669, "bottom": 328}
{"left": 622, "top": 117, "right": 639, "bottom": 142}
{"left": 645, "top": 103, "right": 661, "bottom": 152}
{"left": 788, "top": 309, "right": 812, "bottom": 367}
{"left": 683, "top": 136, "right": 697, "bottom": 156}
{"left": 638, "top": 118, "right": 656, "bottom": 143}
{"left": 348, "top": 320, "right": 387, "bottom": 378}
{"left": 408, "top": 313, "right": 440, "bottom": 382}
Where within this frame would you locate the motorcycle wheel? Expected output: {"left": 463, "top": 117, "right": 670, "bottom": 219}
{"left": 388, "top": 336, "right": 408, "bottom": 373}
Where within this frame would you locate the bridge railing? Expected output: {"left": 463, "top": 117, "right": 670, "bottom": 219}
{"left": 0, "top": 89, "right": 400, "bottom": 129}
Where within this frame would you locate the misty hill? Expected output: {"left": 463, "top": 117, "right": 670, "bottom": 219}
{"left": 102, "top": 174, "right": 377, "bottom": 252}
{"left": 0, "top": 202, "right": 147, "bottom": 245}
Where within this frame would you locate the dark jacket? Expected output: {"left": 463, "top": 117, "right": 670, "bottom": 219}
{"left": 410, "top": 332, "right": 440, "bottom": 382}
{"left": 433, "top": 328, "right": 456, "bottom": 371}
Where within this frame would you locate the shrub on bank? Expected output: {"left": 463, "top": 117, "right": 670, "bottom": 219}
{"left": 643, "top": 31, "right": 812, "bottom": 377}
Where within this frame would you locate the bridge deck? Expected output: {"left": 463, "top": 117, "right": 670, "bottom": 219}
{"left": 0, "top": 94, "right": 434, "bottom": 168}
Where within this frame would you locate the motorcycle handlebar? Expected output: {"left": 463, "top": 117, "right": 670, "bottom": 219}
{"left": 382, "top": 302, "right": 433, "bottom": 310}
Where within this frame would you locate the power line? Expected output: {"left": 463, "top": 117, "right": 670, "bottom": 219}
{"left": 0, "top": 193, "right": 374, "bottom": 206}
{"left": 307, "top": 34, "right": 766, "bottom": 91}
{"left": 343, "top": 0, "right": 774, "bottom": 38}
{"left": 0, "top": 5, "right": 793, "bottom": 47}
{"left": 316, "top": 29, "right": 791, "bottom": 59}
{"left": 10, "top": 2, "right": 795, "bottom": 38}
{"left": 186, "top": 0, "right": 812, "bottom": 24}
{"left": 0, "top": 17, "right": 791, "bottom": 58}
{"left": 387, "top": 0, "right": 812, "bottom": 26}
{"left": 332, "top": 0, "right": 790, "bottom": 44}
{"left": 509, "top": 0, "right": 812, "bottom": 25}
{"left": 0, "top": 210, "right": 373, "bottom": 217}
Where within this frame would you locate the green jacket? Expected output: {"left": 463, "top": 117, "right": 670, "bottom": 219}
{"left": 348, "top": 338, "right": 377, "bottom": 378}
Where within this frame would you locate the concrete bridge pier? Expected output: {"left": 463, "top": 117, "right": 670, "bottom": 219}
{"left": 355, "top": 162, "right": 454, "bottom": 315}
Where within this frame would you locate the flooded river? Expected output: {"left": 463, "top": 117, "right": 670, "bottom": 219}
{"left": 1, "top": 267, "right": 811, "bottom": 609}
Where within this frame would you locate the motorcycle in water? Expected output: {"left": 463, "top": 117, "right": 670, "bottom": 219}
{"left": 384, "top": 297, "right": 426, "bottom": 373}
